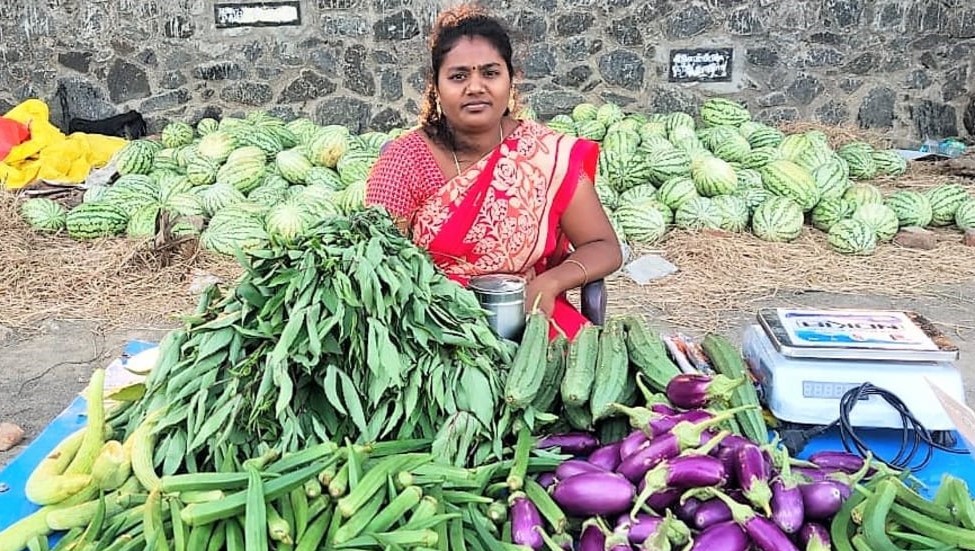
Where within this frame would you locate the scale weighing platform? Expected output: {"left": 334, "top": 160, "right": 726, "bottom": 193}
{"left": 741, "top": 308, "right": 965, "bottom": 430}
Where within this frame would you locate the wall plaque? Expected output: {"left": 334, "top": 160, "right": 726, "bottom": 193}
{"left": 668, "top": 48, "right": 734, "bottom": 83}
{"left": 214, "top": 2, "right": 302, "bottom": 28}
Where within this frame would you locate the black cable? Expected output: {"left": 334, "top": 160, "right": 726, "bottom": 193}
{"left": 834, "top": 382, "right": 968, "bottom": 471}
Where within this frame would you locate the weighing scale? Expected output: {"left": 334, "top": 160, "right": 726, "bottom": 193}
{"left": 741, "top": 308, "right": 965, "bottom": 431}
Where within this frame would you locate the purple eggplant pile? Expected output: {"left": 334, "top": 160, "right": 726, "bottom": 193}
{"left": 515, "top": 396, "right": 883, "bottom": 551}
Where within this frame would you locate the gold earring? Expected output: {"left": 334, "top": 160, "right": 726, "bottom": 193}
{"left": 435, "top": 98, "right": 442, "bottom": 117}
{"left": 508, "top": 94, "right": 516, "bottom": 112}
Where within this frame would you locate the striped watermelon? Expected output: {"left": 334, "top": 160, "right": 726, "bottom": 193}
{"left": 186, "top": 154, "right": 219, "bottom": 186}
{"left": 199, "top": 207, "right": 268, "bottom": 256}
{"left": 777, "top": 134, "right": 811, "bottom": 163}
{"left": 286, "top": 118, "right": 320, "bottom": 144}
{"left": 126, "top": 203, "right": 161, "bottom": 238}
{"left": 299, "top": 184, "right": 341, "bottom": 217}
{"left": 711, "top": 134, "right": 752, "bottom": 163}
{"left": 197, "top": 182, "right": 246, "bottom": 216}
{"left": 759, "top": 160, "right": 820, "bottom": 212}
{"left": 811, "top": 198, "right": 854, "bottom": 232}
{"left": 837, "top": 142, "right": 877, "bottom": 180}
{"left": 737, "top": 121, "right": 764, "bottom": 140}
{"left": 955, "top": 199, "right": 975, "bottom": 231}
{"left": 20, "top": 198, "right": 67, "bottom": 232}
{"left": 793, "top": 144, "right": 834, "bottom": 173}
{"left": 103, "top": 175, "right": 160, "bottom": 210}
{"left": 740, "top": 147, "right": 781, "bottom": 169}
{"left": 736, "top": 168, "right": 764, "bottom": 189}
{"left": 675, "top": 197, "right": 723, "bottom": 230}
{"left": 735, "top": 186, "right": 771, "bottom": 215}
{"left": 601, "top": 149, "right": 652, "bottom": 192}
{"left": 114, "top": 140, "right": 159, "bottom": 175}
{"left": 925, "top": 183, "right": 970, "bottom": 226}
{"left": 646, "top": 148, "right": 692, "bottom": 185}
{"left": 884, "top": 190, "right": 932, "bottom": 227}
{"left": 196, "top": 131, "right": 239, "bottom": 163}
{"left": 655, "top": 177, "right": 699, "bottom": 210}
{"left": 666, "top": 112, "right": 696, "bottom": 134}
{"left": 308, "top": 127, "right": 352, "bottom": 168}
{"left": 65, "top": 202, "right": 129, "bottom": 239}
{"left": 276, "top": 148, "right": 313, "bottom": 184}
{"left": 751, "top": 197, "right": 804, "bottom": 242}
{"left": 217, "top": 146, "right": 267, "bottom": 194}
{"left": 576, "top": 120, "right": 607, "bottom": 141}
{"left": 638, "top": 121, "right": 668, "bottom": 142}
{"left": 712, "top": 195, "right": 750, "bottom": 232}
{"left": 811, "top": 158, "right": 852, "bottom": 201}
{"left": 163, "top": 192, "right": 205, "bottom": 217}
{"left": 161, "top": 122, "right": 195, "bottom": 148}
{"left": 305, "top": 166, "right": 345, "bottom": 190}
{"left": 745, "top": 125, "right": 785, "bottom": 149}
{"left": 852, "top": 203, "right": 899, "bottom": 241}
{"left": 614, "top": 199, "right": 667, "bottom": 243}
{"left": 828, "top": 218, "right": 877, "bottom": 255}
{"left": 701, "top": 126, "right": 739, "bottom": 150}
{"left": 602, "top": 128, "right": 641, "bottom": 154}
{"left": 596, "top": 103, "right": 625, "bottom": 127}
{"left": 547, "top": 115, "right": 577, "bottom": 136}
{"left": 805, "top": 130, "right": 830, "bottom": 149}
{"left": 196, "top": 118, "right": 219, "bottom": 136}
{"left": 234, "top": 125, "right": 286, "bottom": 159}
{"left": 618, "top": 184, "right": 658, "bottom": 205}
{"left": 594, "top": 180, "right": 619, "bottom": 210}
{"left": 265, "top": 200, "right": 313, "bottom": 243}
{"left": 872, "top": 150, "right": 908, "bottom": 177}
{"left": 691, "top": 155, "right": 738, "bottom": 197}
{"left": 639, "top": 135, "right": 674, "bottom": 153}
{"left": 699, "top": 97, "right": 751, "bottom": 127}
{"left": 571, "top": 103, "right": 598, "bottom": 122}
{"left": 843, "top": 183, "right": 883, "bottom": 209}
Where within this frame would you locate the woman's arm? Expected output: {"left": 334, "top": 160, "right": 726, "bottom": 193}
{"left": 364, "top": 141, "right": 419, "bottom": 235}
{"left": 525, "top": 173, "right": 623, "bottom": 314}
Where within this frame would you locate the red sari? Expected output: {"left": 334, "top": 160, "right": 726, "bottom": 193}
{"left": 365, "top": 120, "right": 599, "bottom": 340}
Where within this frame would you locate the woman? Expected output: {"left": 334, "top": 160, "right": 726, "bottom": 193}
{"left": 365, "top": 5, "right": 622, "bottom": 340}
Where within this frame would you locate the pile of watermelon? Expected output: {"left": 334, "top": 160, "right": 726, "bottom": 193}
{"left": 17, "top": 111, "right": 398, "bottom": 256}
{"left": 544, "top": 98, "right": 975, "bottom": 256}
{"left": 15, "top": 99, "right": 975, "bottom": 257}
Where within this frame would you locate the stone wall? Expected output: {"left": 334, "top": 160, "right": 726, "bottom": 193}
{"left": 0, "top": 0, "right": 973, "bottom": 143}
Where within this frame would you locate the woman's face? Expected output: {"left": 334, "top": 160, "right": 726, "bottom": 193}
{"left": 436, "top": 36, "right": 511, "bottom": 135}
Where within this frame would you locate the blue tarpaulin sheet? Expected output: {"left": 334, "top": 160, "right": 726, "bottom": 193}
{"left": 0, "top": 340, "right": 973, "bottom": 537}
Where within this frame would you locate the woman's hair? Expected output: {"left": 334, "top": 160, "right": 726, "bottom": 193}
{"left": 419, "top": 4, "right": 518, "bottom": 150}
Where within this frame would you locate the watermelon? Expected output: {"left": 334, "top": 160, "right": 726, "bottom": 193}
{"left": 151, "top": 149, "right": 182, "bottom": 174}
{"left": 638, "top": 121, "right": 668, "bottom": 142}
{"left": 114, "top": 140, "right": 159, "bottom": 175}
{"left": 638, "top": 135, "right": 674, "bottom": 153}
{"left": 811, "top": 158, "right": 852, "bottom": 201}
{"left": 828, "top": 218, "right": 877, "bottom": 255}
{"left": 265, "top": 200, "right": 313, "bottom": 243}
{"left": 655, "top": 177, "right": 699, "bottom": 211}
{"left": 276, "top": 148, "right": 314, "bottom": 184}
{"left": 837, "top": 142, "right": 877, "bottom": 180}
{"left": 735, "top": 186, "right": 771, "bottom": 215}
{"left": 872, "top": 150, "right": 908, "bottom": 177}
{"left": 600, "top": 148, "right": 652, "bottom": 192}
{"left": 308, "top": 126, "right": 351, "bottom": 168}
{"left": 602, "top": 128, "right": 641, "bottom": 154}
{"left": 299, "top": 185, "right": 341, "bottom": 218}
{"left": 614, "top": 199, "right": 667, "bottom": 244}
{"left": 759, "top": 160, "right": 820, "bottom": 211}
{"left": 126, "top": 203, "right": 161, "bottom": 238}
{"left": 712, "top": 195, "right": 750, "bottom": 232}
{"left": 740, "top": 147, "right": 781, "bottom": 169}
{"left": 737, "top": 121, "right": 764, "bottom": 140}
{"left": 196, "top": 118, "right": 219, "bottom": 136}
{"left": 955, "top": 199, "right": 975, "bottom": 231}
{"left": 711, "top": 134, "right": 752, "bottom": 163}
{"left": 811, "top": 198, "right": 854, "bottom": 232}
{"left": 196, "top": 131, "right": 239, "bottom": 163}
{"left": 234, "top": 125, "right": 286, "bottom": 159}
{"left": 161, "top": 121, "right": 195, "bottom": 149}
{"left": 83, "top": 185, "right": 108, "bottom": 204}
{"left": 65, "top": 202, "right": 129, "bottom": 239}
{"left": 665, "top": 112, "right": 696, "bottom": 134}
{"left": 547, "top": 115, "right": 577, "bottom": 136}
{"left": 793, "top": 143, "right": 834, "bottom": 173}
{"left": 699, "top": 97, "right": 751, "bottom": 127}
{"left": 103, "top": 175, "right": 160, "bottom": 211}
{"left": 843, "top": 183, "right": 884, "bottom": 209}
{"left": 751, "top": 197, "right": 804, "bottom": 242}
{"left": 199, "top": 207, "right": 268, "bottom": 256}
{"left": 618, "top": 184, "right": 658, "bottom": 205}
{"left": 163, "top": 192, "right": 205, "bottom": 218}
{"left": 594, "top": 180, "right": 619, "bottom": 210}
{"left": 690, "top": 155, "right": 738, "bottom": 197}
{"left": 646, "top": 148, "right": 692, "bottom": 185}
{"left": 217, "top": 146, "right": 267, "bottom": 194}
{"left": 851, "top": 203, "right": 899, "bottom": 242}
{"left": 197, "top": 182, "right": 246, "bottom": 216}
{"left": 675, "top": 197, "right": 723, "bottom": 230}
{"left": 572, "top": 103, "right": 599, "bottom": 123}
{"left": 596, "top": 103, "right": 625, "bottom": 127}
{"left": 925, "top": 183, "right": 970, "bottom": 226}
{"left": 576, "top": 120, "right": 607, "bottom": 141}
{"left": 745, "top": 125, "right": 785, "bottom": 149}
{"left": 700, "top": 126, "right": 739, "bottom": 150}
{"left": 20, "top": 197, "right": 67, "bottom": 232}
{"left": 884, "top": 190, "right": 932, "bottom": 227}
{"left": 736, "top": 168, "right": 764, "bottom": 190}
{"left": 286, "top": 118, "right": 321, "bottom": 144}
{"left": 186, "top": 155, "right": 219, "bottom": 187}
{"left": 777, "top": 134, "right": 811, "bottom": 164}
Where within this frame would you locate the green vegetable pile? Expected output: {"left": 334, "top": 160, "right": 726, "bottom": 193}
{"left": 117, "top": 207, "right": 515, "bottom": 472}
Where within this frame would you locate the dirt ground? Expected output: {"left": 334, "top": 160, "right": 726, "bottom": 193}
{"left": 2, "top": 279, "right": 973, "bottom": 467}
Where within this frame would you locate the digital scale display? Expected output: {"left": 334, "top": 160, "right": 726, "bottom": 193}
{"left": 801, "top": 380, "right": 866, "bottom": 399}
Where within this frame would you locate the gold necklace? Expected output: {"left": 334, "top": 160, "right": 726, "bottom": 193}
{"left": 452, "top": 124, "right": 505, "bottom": 176}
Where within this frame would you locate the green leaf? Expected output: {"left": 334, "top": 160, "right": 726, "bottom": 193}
{"left": 105, "top": 383, "right": 146, "bottom": 402}
{"left": 322, "top": 364, "right": 347, "bottom": 416}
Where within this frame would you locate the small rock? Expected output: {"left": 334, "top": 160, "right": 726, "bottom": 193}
{"left": 894, "top": 227, "right": 938, "bottom": 250}
{"left": 0, "top": 423, "right": 25, "bottom": 452}
{"left": 964, "top": 229, "right": 975, "bottom": 247}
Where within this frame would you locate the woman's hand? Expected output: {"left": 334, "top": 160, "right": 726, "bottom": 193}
{"left": 525, "top": 274, "right": 559, "bottom": 317}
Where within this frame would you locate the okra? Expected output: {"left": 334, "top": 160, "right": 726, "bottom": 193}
{"left": 403, "top": 496, "right": 439, "bottom": 530}
{"left": 345, "top": 440, "right": 364, "bottom": 490}
{"left": 887, "top": 500, "right": 975, "bottom": 549}
{"left": 364, "top": 486, "right": 423, "bottom": 534}
{"left": 142, "top": 488, "right": 169, "bottom": 551}
{"left": 294, "top": 509, "right": 332, "bottom": 551}
{"left": 506, "top": 427, "right": 534, "bottom": 492}
{"left": 170, "top": 498, "right": 187, "bottom": 551}
{"left": 888, "top": 477, "right": 953, "bottom": 523}
{"left": 267, "top": 499, "right": 294, "bottom": 545}
{"left": 332, "top": 490, "right": 386, "bottom": 544}
{"left": 266, "top": 443, "right": 339, "bottom": 474}
{"left": 225, "top": 518, "right": 245, "bottom": 551}
{"left": 523, "top": 478, "right": 567, "bottom": 534}
{"left": 186, "top": 518, "right": 214, "bottom": 549}
{"left": 305, "top": 477, "right": 323, "bottom": 499}
{"left": 337, "top": 454, "right": 429, "bottom": 518}
{"left": 245, "top": 466, "right": 269, "bottom": 551}
{"left": 341, "top": 529, "right": 440, "bottom": 548}
{"left": 205, "top": 520, "right": 226, "bottom": 551}
{"left": 949, "top": 478, "right": 975, "bottom": 530}
{"left": 290, "top": 487, "right": 310, "bottom": 542}
{"left": 329, "top": 462, "right": 350, "bottom": 498}
{"left": 861, "top": 479, "right": 899, "bottom": 551}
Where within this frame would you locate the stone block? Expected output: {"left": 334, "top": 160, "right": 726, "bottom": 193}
{"left": 666, "top": 5, "right": 713, "bottom": 38}
{"left": 817, "top": 99, "right": 850, "bottom": 125}
{"left": 140, "top": 89, "right": 191, "bottom": 112}
{"left": 279, "top": 70, "right": 337, "bottom": 103}
{"left": 786, "top": 73, "right": 824, "bottom": 106}
{"left": 344, "top": 45, "right": 376, "bottom": 96}
{"left": 523, "top": 44, "right": 557, "bottom": 79}
{"left": 378, "top": 69, "right": 403, "bottom": 101}
{"left": 315, "top": 97, "right": 372, "bottom": 133}
{"left": 822, "top": 0, "right": 863, "bottom": 28}
{"left": 746, "top": 47, "right": 779, "bottom": 68}
{"left": 373, "top": 10, "right": 419, "bottom": 41}
{"left": 608, "top": 17, "right": 643, "bottom": 46}
{"left": 107, "top": 59, "right": 151, "bottom": 103}
{"left": 58, "top": 51, "right": 91, "bottom": 73}
{"left": 911, "top": 101, "right": 958, "bottom": 139}
{"left": 193, "top": 62, "right": 244, "bottom": 81}
{"left": 858, "top": 87, "right": 895, "bottom": 129}
{"left": 894, "top": 227, "right": 938, "bottom": 250}
{"left": 727, "top": 7, "right": 764, "bottom": 35}
{"left": 556, "top": 13, "right": 595, "bottom": 36}
{"left": 219, "top": 82, "right": 273, "bottom": 106}
{"left": 370, "top": 107, "right": 406, "bottom": 132}
{"left": 964, "top": 96, "right": 975, "bottom": 139}
{"left": 597, "top": 49, "right": 644, "bottom": 91}
{"left": 530, "top": 90, "right": 586, "bottom": 119}
{"left": 553, "top": 66, "right": 593, "bottom": 89}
